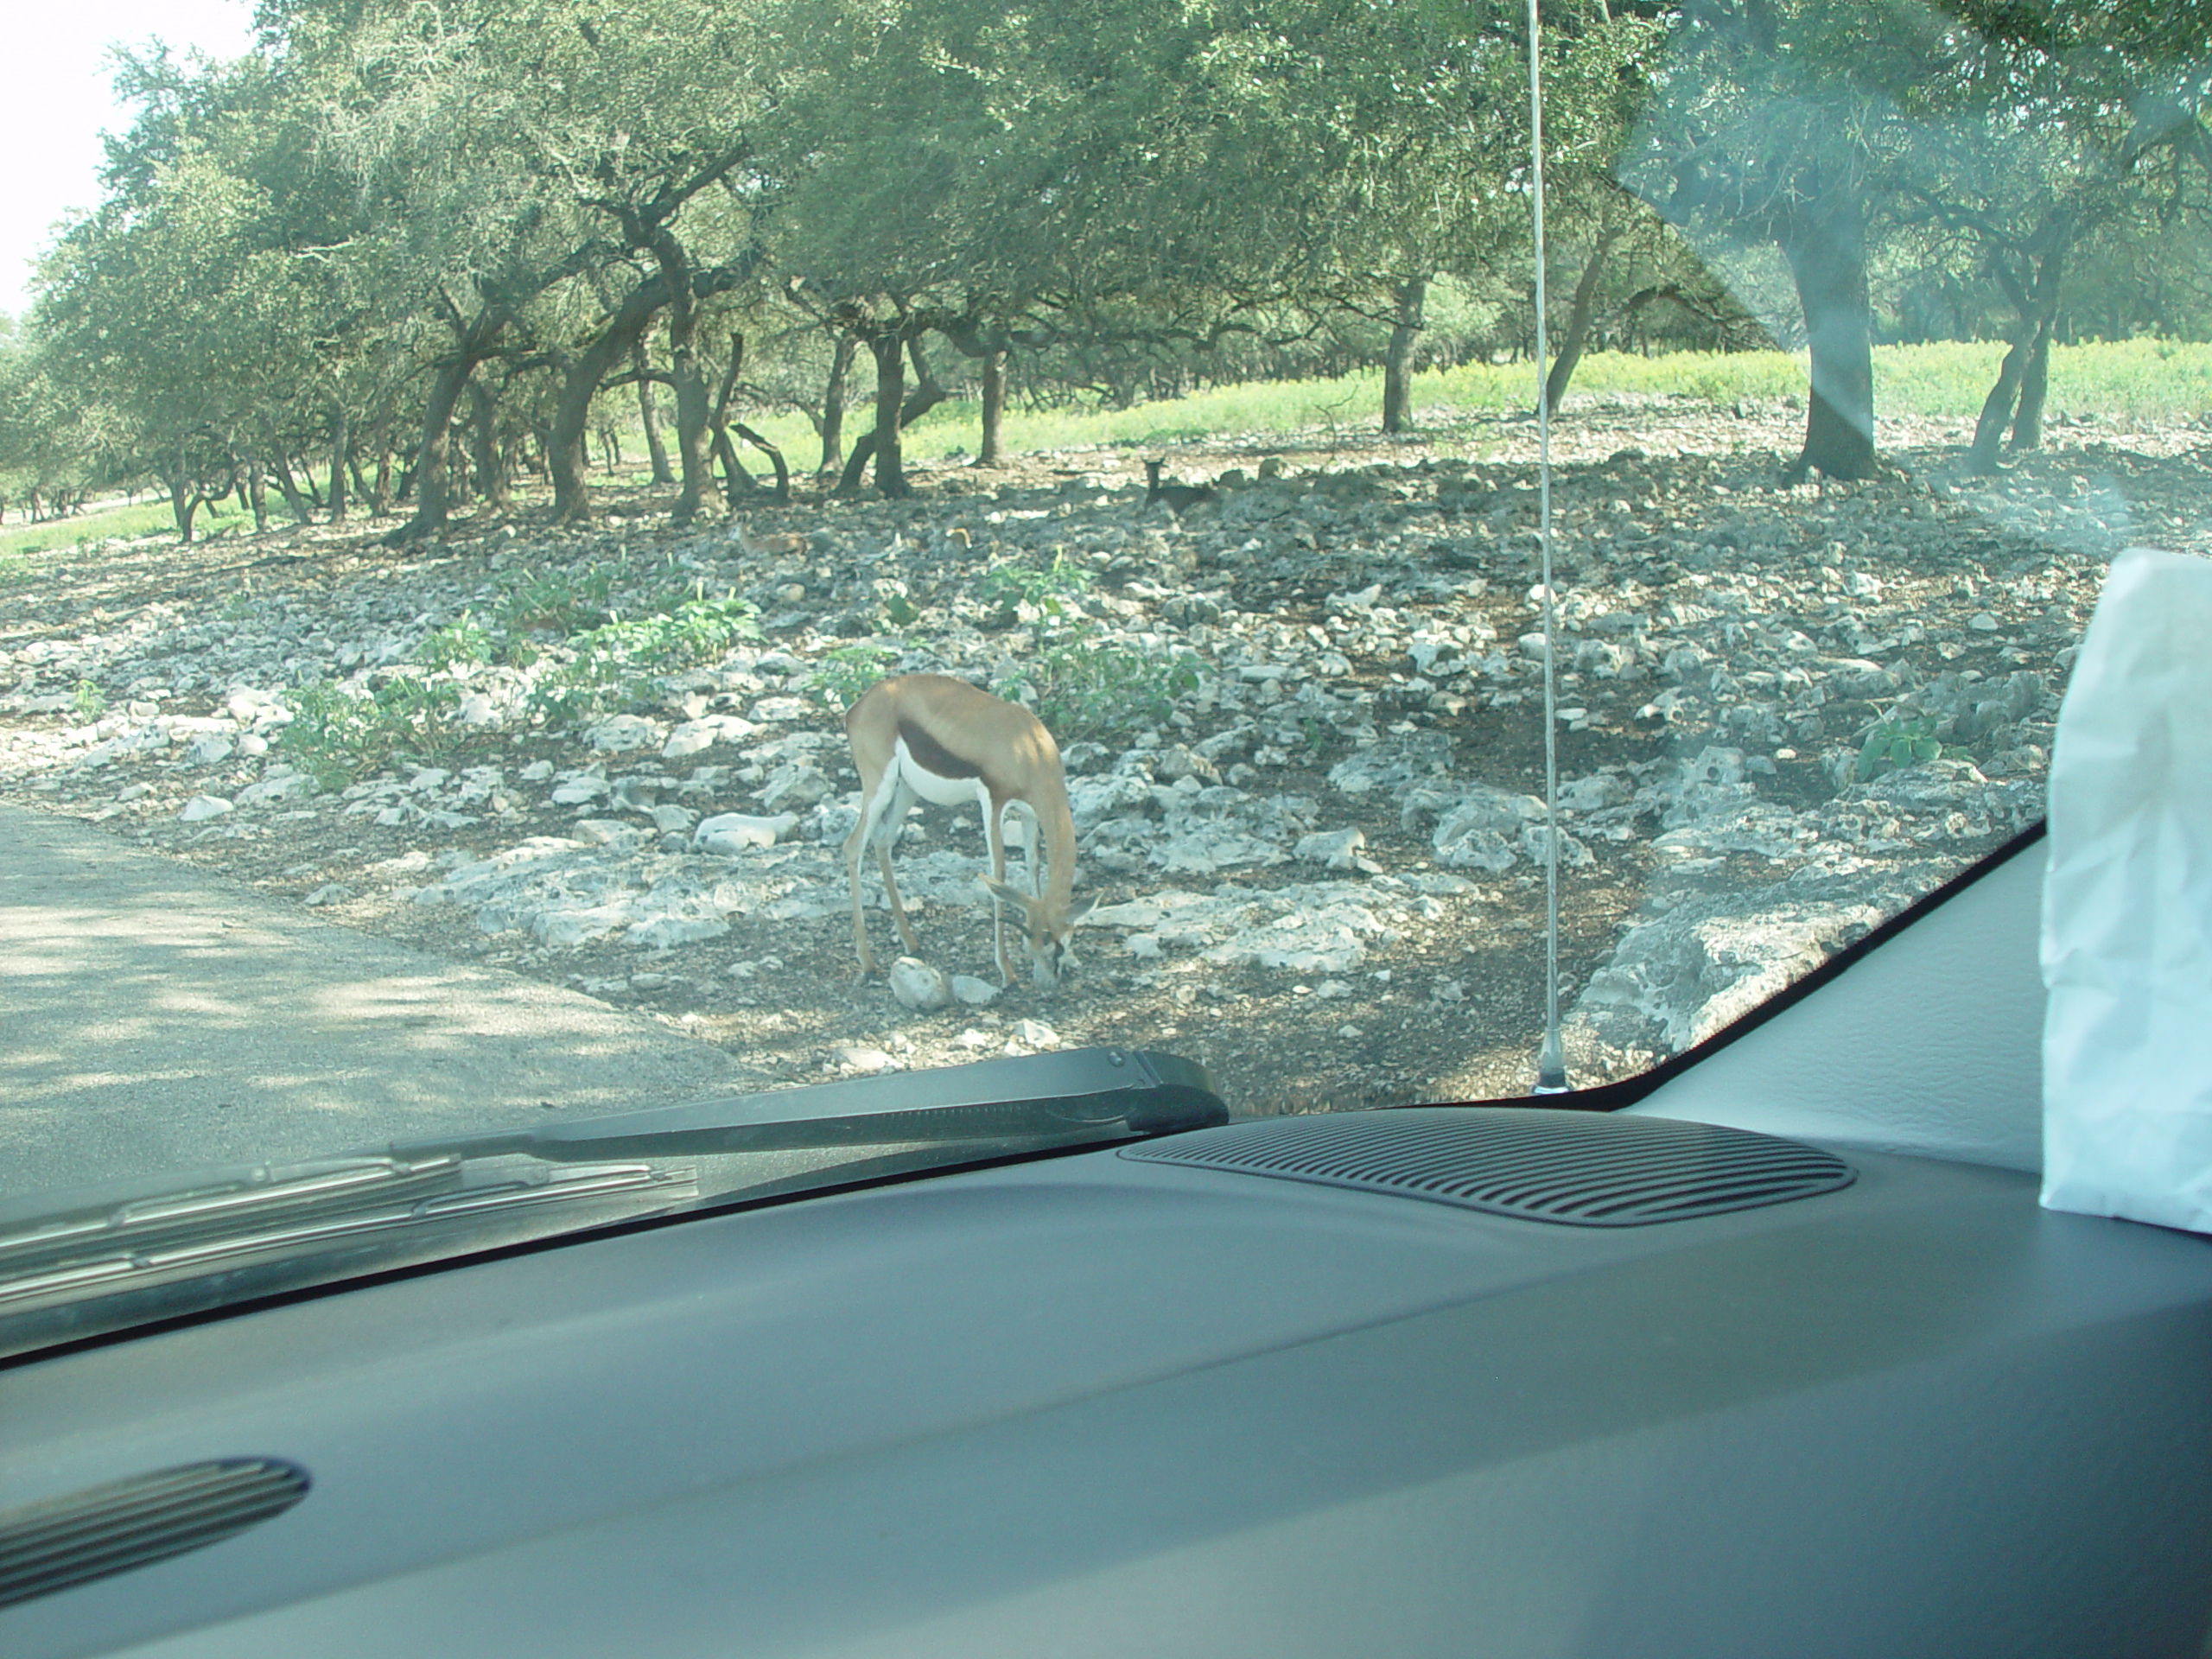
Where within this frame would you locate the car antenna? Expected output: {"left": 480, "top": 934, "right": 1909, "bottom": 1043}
{"left": 1527, "top": 0, "right": 1569, "bottom": 1096}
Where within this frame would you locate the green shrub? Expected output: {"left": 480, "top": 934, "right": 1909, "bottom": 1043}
{"left": 417, "top": 611, "right": 494, "bottom": 672}
{"left": 585, "top": 592, "right": 760, "bottom": 670}
{"left": 977, "top": 553, "right": 1092, "bottom": 633}
{"left": 493, "top": 564, "right": 617, "bottom": 636}
{"left": 807, "top": 643, "right": 900, "bottom": 713}
{"left": 994, "top": 630, "right": 1202, "bottom": 745}
{"left": 516, "top": 589, "right": 760, "bottom": 729}
{"left": 276, "top": 677, "right": 467, "bottom": 789}
{"left": 416, "top": 566, "right": 760, "bottom": 734}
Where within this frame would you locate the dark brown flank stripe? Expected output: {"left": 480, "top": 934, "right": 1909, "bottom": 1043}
{"left": 899, "top": 718, "right": 984, "bottom": 781}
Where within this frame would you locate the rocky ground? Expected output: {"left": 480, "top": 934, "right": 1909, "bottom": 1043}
{"left": 3, "top": 393, "right": 2204, "bottom": 1116}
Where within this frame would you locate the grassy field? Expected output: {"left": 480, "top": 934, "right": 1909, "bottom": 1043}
{"left": 0, "top": 498, "right": 211, "bottom": 560}
{"left": 744, "top": 337, "right": 2212, "bottom": 468}
{"left": 9, "top": 340, "right": 2206, "bottom": 551}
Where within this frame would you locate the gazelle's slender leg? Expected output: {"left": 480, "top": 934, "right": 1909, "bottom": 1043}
{"left": 845, "top": 827, "right": 879, "bottom": 977}
{"left": 845, "top": 770, "right": 909, "bottom": 975}
{"left": 875, "top": 779, "right": 921, "bottom": 954}
{"left": 1008, "top": 801, "right": 1045, "bottom": 898}
{"left": 873, "top": 846, "right": 922, "bottom": 952}
{"left": 982, "top": 786, "right": 1014, "bottom": 986}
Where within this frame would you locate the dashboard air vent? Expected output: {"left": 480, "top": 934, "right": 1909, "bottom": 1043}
{"left": 0, "top": 1458, "right": 308, "bottom": 1609}
{"left": 1122, "top": 1107, "right": 1853, "bottom": 1225}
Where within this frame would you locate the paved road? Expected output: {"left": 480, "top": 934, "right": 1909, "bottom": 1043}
{"left": 1, "top": 804, "right": 748, "bottom": 1198}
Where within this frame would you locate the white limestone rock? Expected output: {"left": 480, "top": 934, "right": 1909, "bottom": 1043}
{"left": 694, "top": 812, "right": 798, "bottom": 854}
{"left": 178, "top": 794, "right": 233, "bottom": 822}
{"left": 889, "top": 957, "right": 952, "bottom": 1012}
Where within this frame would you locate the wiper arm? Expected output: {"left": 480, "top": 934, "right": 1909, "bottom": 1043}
{"left": 388, "top": 1046, "right": 1226, "bottom": 1163}
{"left": 0, "top": 1159, "right": 695, "bottom": 1314}
{"left": 0, "top": 1048, "right": 1223, "bottom": 1353}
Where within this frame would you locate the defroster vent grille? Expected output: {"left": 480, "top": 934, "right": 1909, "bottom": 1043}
{"left": 0, "top": 1458, "right": 309, "bottom": 1609}
{"left": 1122, "top": 1107, "right": 1853, "bottom": 1225}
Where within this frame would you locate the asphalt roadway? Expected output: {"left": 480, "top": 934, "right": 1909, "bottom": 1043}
{"left": 1, "top": 804, "right": 748, "bottom": 1199}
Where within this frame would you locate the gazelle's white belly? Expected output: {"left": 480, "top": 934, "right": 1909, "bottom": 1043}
{"left": 890, "top": 740, "right": 992, "bottom": 812}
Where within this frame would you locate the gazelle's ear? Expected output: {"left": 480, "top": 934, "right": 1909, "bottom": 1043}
{"left": 1066, "top": 893, "right": 1101, "bottom": 926}
{"left": 979, "top": 875, "right": 1028, "bottom": 906}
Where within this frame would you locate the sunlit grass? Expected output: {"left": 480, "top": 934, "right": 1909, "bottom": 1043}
{"left": 1872, "top": 338, "right": 2212, "bottom": 423}
{"left": 709, "top": 339, "right": 2212, "bottom": 472}
{"left": 0, "top": 497, "right": 218, "bottom": 558}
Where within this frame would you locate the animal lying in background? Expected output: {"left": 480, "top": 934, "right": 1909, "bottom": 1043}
{"left": 733, "top": 521, "right": 808, "bottom": 559}
{"left": 842, "top": 674, "right": 1096, "bottom": 990}
{"left": 1144, "top": 460, "right": 1217, "bottom": 514}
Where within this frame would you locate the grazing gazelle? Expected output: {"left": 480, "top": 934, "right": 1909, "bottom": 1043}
{"left": 843, "top": 674, "right": 1096, "bottom": 989}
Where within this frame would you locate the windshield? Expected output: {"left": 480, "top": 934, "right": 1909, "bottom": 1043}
{"left": 0, "top": 1, "right": 2204, "bottom": 1325}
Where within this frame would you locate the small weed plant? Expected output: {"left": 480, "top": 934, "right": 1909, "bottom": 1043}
{"left": 1857, "top": 715, "right": 1945, "bottom": 781}
{"left": 72, "top": 679, "right": 107, "bottom": 722}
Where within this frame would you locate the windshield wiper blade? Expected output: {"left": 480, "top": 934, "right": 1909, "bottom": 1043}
{"left": 0, "top": 1160, "right": 696, "bottom": 1314}
{"left": 0, "top": 1049, "right": 1221, "bottom": 1355}
{"left": 388, "top": 1047, "right": 1227, "bottom": 1163}
{"left": 0, "top": 1157, "right": 467, "bottom": 1281}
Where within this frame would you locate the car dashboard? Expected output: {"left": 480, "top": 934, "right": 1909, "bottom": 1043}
{"left": 5, "top": 838, "right": 2212, "bottom": 1659}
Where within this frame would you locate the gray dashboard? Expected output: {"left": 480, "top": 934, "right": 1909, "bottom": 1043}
{"left": 6, "top": 837, "right": 2212, "bottom": 1658}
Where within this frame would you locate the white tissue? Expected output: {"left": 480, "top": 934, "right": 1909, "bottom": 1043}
{"left": 2042, "top": 547, "right": 2212, "bottom": 1232}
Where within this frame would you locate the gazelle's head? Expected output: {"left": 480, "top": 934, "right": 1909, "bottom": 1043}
{"left": 982, "top": 880, "right": 1099, "bottom": 989}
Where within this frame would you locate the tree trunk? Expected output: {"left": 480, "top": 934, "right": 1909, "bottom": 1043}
{"left": 818, "top": 334, "right": 854, "bottom": 476}
{"left": 868, "top": 329, "right": 909, "bottom": 498}
{"left": 1382, "top": 275, "right": 1429, "bottom": 434}
{"left": 468, "top": 379, "right": 508, "bottom": 509}
{"left": 1968, "top": 227, "right": 2069, "bottom": 474}
{"left": 734, "top": 423, "right": 791, "bottom": 503}
{"left": 635, "top": 342, "right": 675, "bottom": 484}
{"left": 1967, "top": 337, "right": 2031, "bottom": 475}
{"left": 327, "top": 402, "right": 350, "bottom": 524}
{"left": 550, "top": 281, "right": 666, "bottom": 523}
{"left": 2012, "top": 327, "right": 2054, "bottom": 451}
{"left": 713, "top": 428, "right": 754, "bottom": 502}
{"left": 371, "top": 421, "right": 393, "bottom": 517}
{"left": 245, "top": 459, "right": 269, "bottom": 533}
{"left": 391, "top": 353, "right": 478, "bottom": 543}
{"left": 976, "top": 346, "right": 1007, "bottom": 464}
{"left": 165, "top": 465, "right": 200, "bottom": 543}
{"left": 1778, "top": 181, "right": 1876, "bottom": 482}
{"left": 709, "top": 331, "right": 753, "bottom": 505}
{"left": 637, "top": 236, "right": 713, "bottom": 525}
{"left": 1545, "top": 230, "right": 1619, "bottom": 416}
{"left": 839, "top": 332, "right": 946, "bottom": 497}
{"left": 269, "top": 451, "right": 313, "bottom": 524}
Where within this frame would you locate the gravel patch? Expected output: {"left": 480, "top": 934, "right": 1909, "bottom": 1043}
{"left": 3, "top": 397, "right": 2201, "bottom": 1112}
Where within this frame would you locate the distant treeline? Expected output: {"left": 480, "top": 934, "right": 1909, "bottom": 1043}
{"left": 0, "top": 0, "right": 2203, "bottom": 540}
